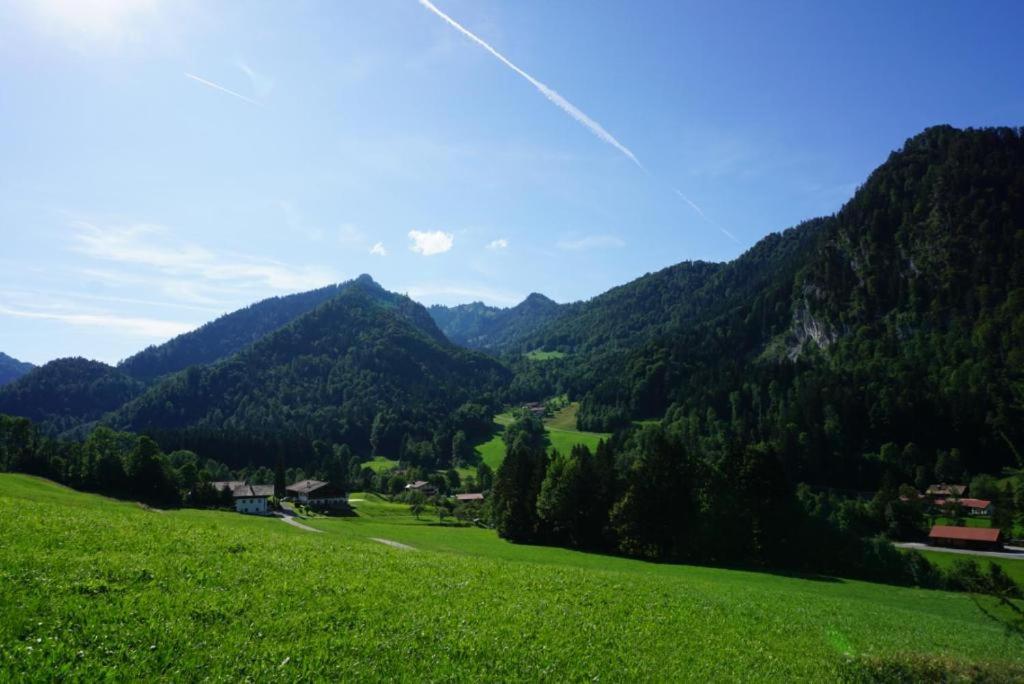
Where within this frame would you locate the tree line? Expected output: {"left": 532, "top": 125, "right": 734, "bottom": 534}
{"left": 490, "top": 415, "right": 1021, "bottom": 595}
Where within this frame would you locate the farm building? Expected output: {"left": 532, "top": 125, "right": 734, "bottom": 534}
{"left": 926, "top": 483, "right": 967, "bottom": 498}
{"left": 522, "top": 402, "right": 546, "bottom": 417}
{"left": 930, "top": 497, "right": 993, "bottom": 516}
{"left": 406, "top": 480, "right": 438, "bottom": 496}
{"left": 211, "top": 480, "right": 245, "bottom": 494}
{"left": 232, "top": 484, "right": 273, "bottom": 515}
{"left": 927, "top": 525, "right": 1002, "bottom": 551}
{"left": 286, "top": 479, "right": 347, "bottom": 509}
{"left": 455, "top": 493, "right": 485, "bottom": 502}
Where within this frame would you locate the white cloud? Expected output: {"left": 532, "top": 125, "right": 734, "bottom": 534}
{"left": 556, "top": 235, "right": 626, "bottom": 251}
{"left": 408, "top": 229, "right": 454, "bottom": 256}
{"left": 70, "top": 220, "right": 336, "bottom": 298}
{"left": 486, "top": 238, "right": 509, "bottom": 250}
{"left": 0, "top": 303, "right": 195, "bottom": 339}
{"left": 370, "top": 242, "right": 388, "bottom": 256}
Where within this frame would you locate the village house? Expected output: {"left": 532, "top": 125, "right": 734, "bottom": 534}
{"left": 211, "top": 481, "right": 273, "bottom": 515}
{"left": 927, "top": 525, "right": 1003, "bottom": 552}
{"left": 286, "top": 479, "right": 347, "bottom": 510}
{"left": 232, "top": 484, "right": 273, "bottom": 515}
{"left": 956, "top": 498, "right": 993, "bottom": 516}
{"left": 455, "top": 493, "right": 485, "bottom": 502}
{"left": 926, "top": 483, "right": 967, "bottom": 499}
{"left": 522, "top": 401, "right": 546, "bottom": 418}
{"left": 405, "top": 480, "right": 438, "bottom": 496}
{"left": 930, "top": 497, "right": 994, "bottom": 517}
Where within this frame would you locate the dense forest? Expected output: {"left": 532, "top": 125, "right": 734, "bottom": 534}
{"left": 119, "top": 278, "right": 362, "bottom": 382}
{"left": 510, "top": 127, "right": 1024, "bottom": 495}
{"left": 488, "top": 414, "right": 1021, "bottom": 594}
{"left": 108, "top": 284, "right": 509, "bottom": 468}
{"left": 429, "top": 292, "right": 568, "bottom": 352}
{"left": 0, "top": 357, "right": 144, "bottom": 435}
{"left": 0, "top": 352, "right": 33, "bottom": 387}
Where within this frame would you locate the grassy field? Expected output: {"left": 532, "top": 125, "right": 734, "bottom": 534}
{"left": 359, "top": 455, "right": 399, "bottom": 474}
{"left": 2, "top": 474, "right": 1024, "bottom": 680}
{"left": 910, "top": 548, "right": 1024, "bottom": 587}
{"left": 524, "top": 349, "right": 566, "bottom": 361}
{"left": 470, "top": 404, "right": 610, "bottom": 474}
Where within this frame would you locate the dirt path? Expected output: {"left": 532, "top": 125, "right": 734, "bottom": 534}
{"left": 371, "top": 537, "right": 415, "bottom": 551}
{"left": 275, "top": 513, "right": 322, "bottom": 533}
{"left": 895, "top": 542, "right": 1024, "bottom": 560}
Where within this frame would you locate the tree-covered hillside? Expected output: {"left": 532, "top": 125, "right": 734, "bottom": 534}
{"left": 0, "top": 357, "right": 144, "bottom": 434}
{"left": 0, "top": 352, "right": 33, "bottom": 387}
{"left": 429, "top": 292, "right": 568, "bottom": 353}
{"left": 118, "top": 280, "right": 351, "bottom": 382}
{"left": 110, "top": 286, "right": 510, "bottom": 467}
{"left": 525, "top": 126, "right": 1024, "bottom": 489}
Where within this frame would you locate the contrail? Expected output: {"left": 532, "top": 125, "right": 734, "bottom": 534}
{"left": 418, "top": 0, "right": 642, "bottom": 169}
{"left": 185, "top": 72, "right": 261, "bottom": 106}
{"left": 675, "top": 189, "right": 738, "bottom": 243}
{"left": 418, "top": 1, "right": 739, "bottom": 244}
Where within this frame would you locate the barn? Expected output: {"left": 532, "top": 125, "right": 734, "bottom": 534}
{"left": 927, "top": 525, "right": 1002, "bottom": 552}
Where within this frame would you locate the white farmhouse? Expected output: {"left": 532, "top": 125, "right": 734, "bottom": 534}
{"left": 231, "top": 484, "right": 273, "bottom": 514}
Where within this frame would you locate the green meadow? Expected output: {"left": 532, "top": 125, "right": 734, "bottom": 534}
{"left": 2, "top": 474, "right": 1024, "bottom": 681}
{"left": 472, "top": 404, "right": 610, "bottom": 475}
{"left": 524, "top": 349, "right": 566, "bottom": 361}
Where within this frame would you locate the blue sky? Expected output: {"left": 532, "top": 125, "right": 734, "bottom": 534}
{"left": 1, "top": 0, "right": 1022, "bottom": 365}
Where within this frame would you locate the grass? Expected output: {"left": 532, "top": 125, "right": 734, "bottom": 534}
{"left": 932, "top": 515, "right": 993, "bottom": 528}
{"left": 359, "top": 455, "right": 399, "bottom": 474}
{"left": 2, "top": 473, "right": 1024, "bottom": 680}
{"left": 470, "top": 405, "right": 610, "bottom": 472}
{"left": 910, "top": 548, "right": 1024, "bottom": 587}
{"left": 524, "top": 349, "right": 566, "bottom": 361}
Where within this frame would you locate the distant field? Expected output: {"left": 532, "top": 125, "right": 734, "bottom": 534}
{"left": 933, "top": 516, "right": 993, "bottom": 528}
{"left": 2, "top": 474, "right": 1023, "bottom": 680}
{"left": 911, "top": 548, "right": 1024, "bottom": 587}
{"left": 524, "top": 349, "right": 566, "bottom": 361}
{"left": 360, "top": 455, "right": 399, "bottom": 474}
{"left": 470, "top": 404, "right": 610, "bottom": 471}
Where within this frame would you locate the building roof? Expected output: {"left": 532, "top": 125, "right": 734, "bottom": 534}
{"left": 232, "top": 484, "right": 272, "bottom": 499}
{"left": 926, "top": 483, "right": 967, "bottom": 496}
{"left": 286, "top": 479, "right": 328, "bottom": 494}
{"left": 455, "top": 493, "right": 484, "bottom": 501}
{"left": 406, "top": 480, "right": 433, "bottom": 489}
{"left": 211, "top": 480, "right": 245, "bottom": 493}
{"left": 932, "top": 497, "right": 992, "bottom": 509}
{"left": 928, "top": 525, "right": 1001, "bottom": 542}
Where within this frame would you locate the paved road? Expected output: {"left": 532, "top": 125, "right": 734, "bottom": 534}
{"left": 895, "top": 542, "right": 1024, "bottom": 560}
{"left": 274, "top": 512, "right": 322, "bottom": 533}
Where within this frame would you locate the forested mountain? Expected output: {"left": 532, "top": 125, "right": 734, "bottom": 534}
{"left": 0, "top": 352, "right": 34, "bottom": 386}
{"left": 119, "top": 276, "right": 389, "bottom": 382}
{"left": 0, "top": 357, "right": 144, "bottom": 434}
{"left": 429, "top": 293, "right": 569, "bottom": 352}
{"left": 518, "top": 125, "right": 1024, "bottom": 490}
{"left": 109, "top": 285, "right": 510, "bottom": 467}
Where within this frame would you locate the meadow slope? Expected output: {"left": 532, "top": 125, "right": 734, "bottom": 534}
{"left": 2, "top": 475, "right": 1023, "bottom": 681}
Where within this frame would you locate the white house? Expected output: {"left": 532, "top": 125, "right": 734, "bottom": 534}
{"left": 232, "top": 484, "right": 273, "bottom": 514}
